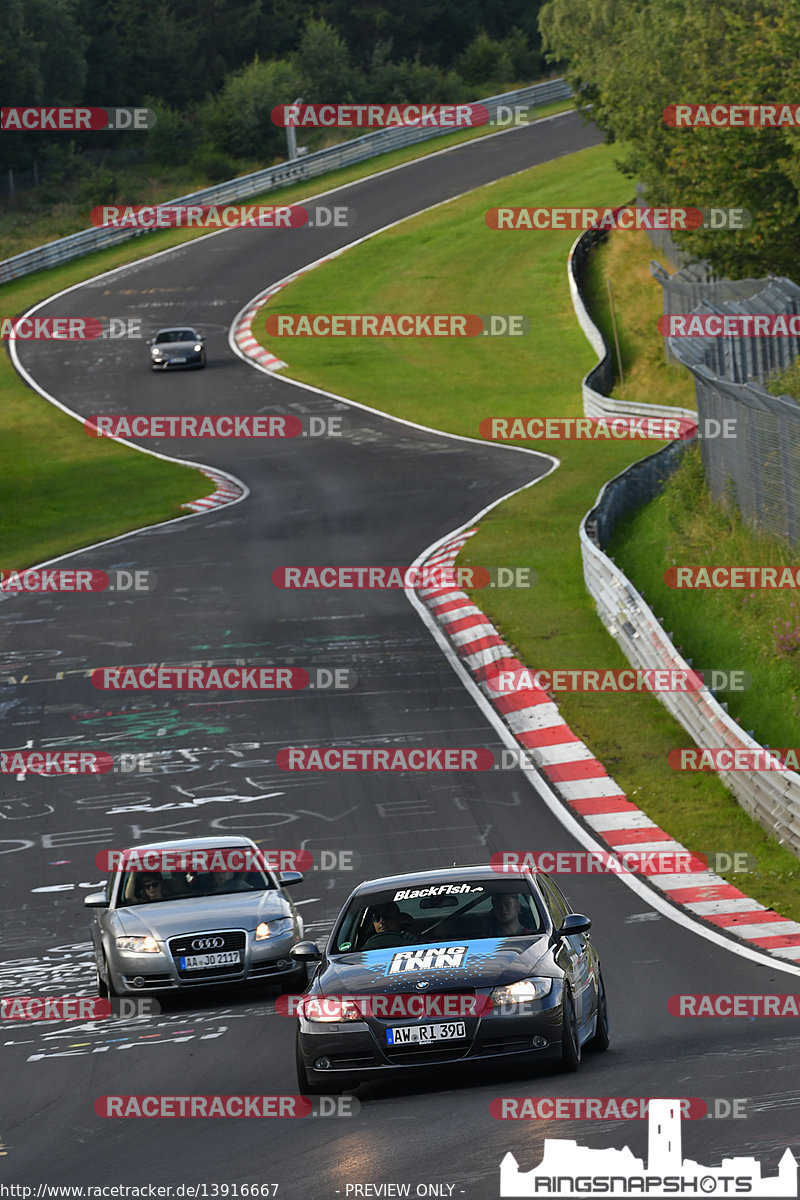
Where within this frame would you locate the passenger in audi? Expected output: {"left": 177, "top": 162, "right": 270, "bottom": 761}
{"left": 135, "top": 874, "right": 165, "bottom": 903}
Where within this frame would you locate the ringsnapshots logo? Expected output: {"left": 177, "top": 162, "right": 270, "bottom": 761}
{"left": 1, "top": 106, "right": 155, "bottom": 131}
{"left": 91, "top": 204, "right": 355, "bottom": 229}
{"left": 264, "top": 314, "right": 529, "bottom": 337}
{"left": 499, "top": 1098, "right": 797, "bottom": 1197}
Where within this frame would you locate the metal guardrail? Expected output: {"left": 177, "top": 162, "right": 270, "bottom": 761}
{"left": 0, "top": 78, "right": 572, "bottom": 285}
{"left": 568, "top": 227, "right": 800, "bottom": 859}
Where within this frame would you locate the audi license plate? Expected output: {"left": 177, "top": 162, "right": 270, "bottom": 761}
{"left": 386, "top": 1022, "right": 465, "bottom": 1044}
{"left": 179, "top": 951, "right": 241, "bottom": 970}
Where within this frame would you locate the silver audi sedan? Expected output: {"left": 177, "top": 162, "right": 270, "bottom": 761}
{"left": 84, "top": 836, "right": 306, "bottom": 997}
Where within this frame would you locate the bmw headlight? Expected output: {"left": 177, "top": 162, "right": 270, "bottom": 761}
{"left": 300, "top": 995, "right": 364, "bottom": 1022}
{"left": 116, "top": 935, "right": 160, "bottom": 954}
{"left": 255, "top": 917, "right": 294, "bottom": 941}
{"left": 491, "top": 978, "right": 553, "bottom": 1007}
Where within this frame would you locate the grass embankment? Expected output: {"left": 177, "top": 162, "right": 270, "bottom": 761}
{"left": 253, "top": 141, "right": 800, "bottom": 919}
{"left": 0, "top": 100, "right": 573, "bottom": 570}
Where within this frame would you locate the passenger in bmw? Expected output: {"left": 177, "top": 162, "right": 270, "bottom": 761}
{"left": 362, "top": 901, "right": 417, "bottom": 950}
{"left": 487, "top": 892, "right": 535, "bottom": 937}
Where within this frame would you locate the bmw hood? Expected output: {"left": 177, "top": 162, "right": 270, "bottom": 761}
{"left": 115, "top": 892, "right": 291, "bottom": 937}
{"left": 320, "top": 936, "right": 554, "bottom": 993}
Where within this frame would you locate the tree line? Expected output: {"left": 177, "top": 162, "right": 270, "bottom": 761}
{"left": 1, "top": 0, "right": 548, "bottom": 179}
{"left": 539, "top": 0, "right": 800, "bottom": 276}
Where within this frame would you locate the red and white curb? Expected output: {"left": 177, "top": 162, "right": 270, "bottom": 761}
{"left": 232, "top": 256, "right": 335, "bottom": 373}
{"left": 181, "top": 467, "right": 246, "bottom": 512}
{"left": 418, "top": 529, "right": 800, "bottom": 963}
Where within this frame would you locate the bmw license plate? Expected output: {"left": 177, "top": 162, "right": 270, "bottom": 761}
{"left": 179, "top": 951, "right": 241, "bottom": 970}
{"left": 170, "top": 356, "right": 187, "bottom": 363}
{"left": 386, "top": 1022, "right": 465, "bottom": 1044}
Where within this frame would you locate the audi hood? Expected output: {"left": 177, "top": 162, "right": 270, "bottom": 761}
{"left": 113, "top": 891, "right": 292, "bottom": 937}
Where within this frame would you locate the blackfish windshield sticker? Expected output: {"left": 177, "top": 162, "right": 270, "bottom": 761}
{"left": 393, "top": 883, "right": 483, "bottom": 901}
{"left": 387, "top": 945, "right": 467, "bottom": 973}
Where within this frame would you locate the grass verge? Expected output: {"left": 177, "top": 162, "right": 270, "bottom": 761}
{"left": 252, "top": 141, "right": 800, "bottom": 919}
{"left": 0, "top": 101, "right": 574, "bottom": 571}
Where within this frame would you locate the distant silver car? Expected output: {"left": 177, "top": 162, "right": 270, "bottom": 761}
{"left": 85, "top": 836, "right": 306, "bottom": 997}
{"left": 148, "top": 326, "right": 206, "bottom": 369}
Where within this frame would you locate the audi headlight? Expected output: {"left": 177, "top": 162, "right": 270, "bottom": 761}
{"left": 116, "top": 935, "right": 160, "bottom": 954}
{"left": 491, "top": 978, "right": 553, "bottom": 1006}
{"left": 300, "top": 995, "right": 364, "bottom": 1023}
{"left": 255, "top": 917, "right": 294, "bottom": 941}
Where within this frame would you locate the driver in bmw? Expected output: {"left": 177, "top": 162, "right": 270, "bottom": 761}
{"left": 362, "top": 901, "right": 416, "bottom": 950}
